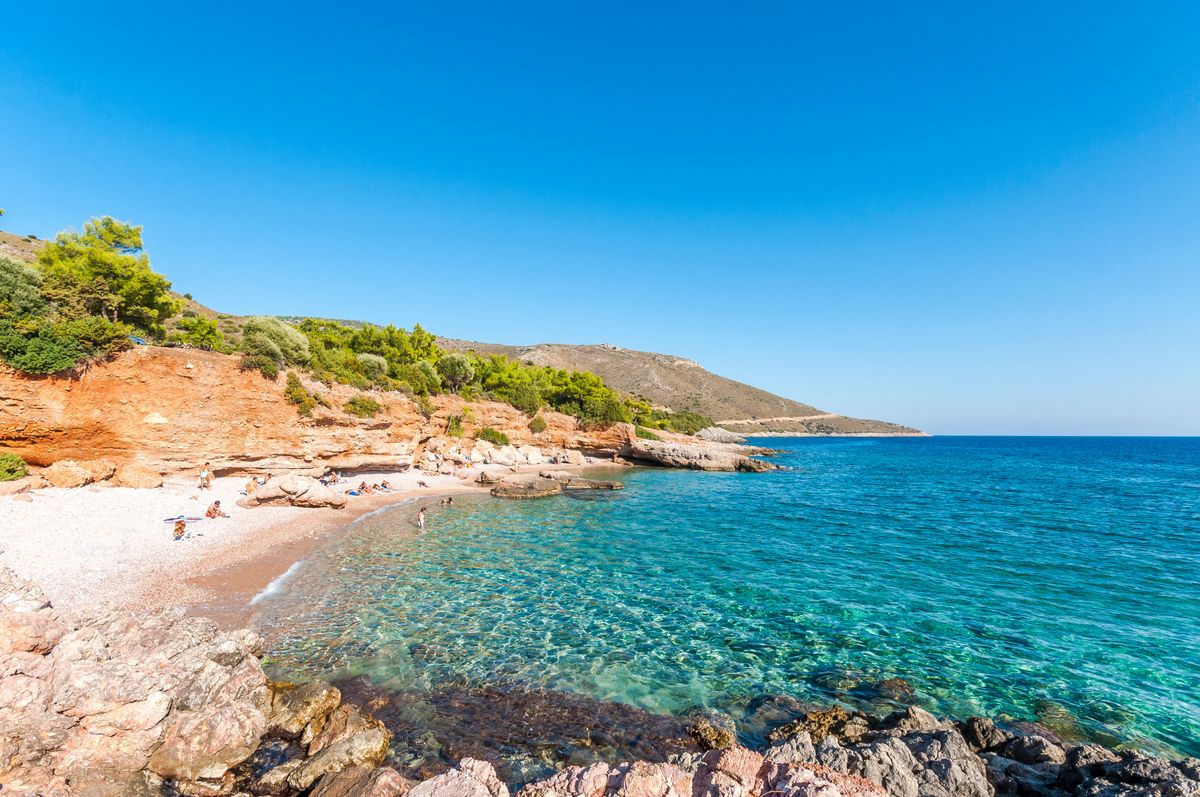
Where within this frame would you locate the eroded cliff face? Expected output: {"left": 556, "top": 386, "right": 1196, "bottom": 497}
{"left": 0, "top": 348, "right": 631, "bottom": 476}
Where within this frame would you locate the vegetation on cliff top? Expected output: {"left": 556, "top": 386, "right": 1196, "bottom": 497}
{"left": 0, "top": 215, "right": 710, "bottom": 432}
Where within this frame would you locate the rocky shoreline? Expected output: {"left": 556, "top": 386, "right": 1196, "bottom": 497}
{"left": 3, "top": 566, "right": 1197, "bottom": 797}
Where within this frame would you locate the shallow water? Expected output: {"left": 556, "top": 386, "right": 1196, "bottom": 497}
{"left": 253, "top": 437, "right": 1200, "bottom": 756}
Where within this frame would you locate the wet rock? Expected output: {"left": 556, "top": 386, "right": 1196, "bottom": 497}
{"left": 312, "top": 765, "right": 417, "bottom": 797}
{"left": 873, "top": 679, "right": 918, "bottom": 704}
{"left": 687, "top": 714, "right": 737, "bottom": 751}
{"left": 267, "top": 680, "right": 342, "bottom": 741}
{"left": 490, "top": 478, "right": 563, "bottom": 499}
{"left": 960, "top": 718, "right": 1012, "bottom": 753}
{"left": 1002, "top": 736, "right": 1067, "bottom": 766}
{"left": 281, "top": 704, "right": 390, "bottom": 790}
{"left": 769, "top": 706, "right": 871, "bottom": 746}
{"left": 334, "top": 677, "right": 697, "bottom": 784}
{"left": 880, "top": 707, "right": 947, "bottom": 736}
{"left": 537, "top": 472, "right": 623, "bottom": 491}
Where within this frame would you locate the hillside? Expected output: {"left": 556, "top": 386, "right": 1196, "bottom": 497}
{"left": 440, "top": 339, "right": 923, "bottom": 436}
{"left": 2, "top": 228, "right": 921, "bottom": 436}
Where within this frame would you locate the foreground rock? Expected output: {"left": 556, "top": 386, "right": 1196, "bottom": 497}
{"left": 0, "top": 565, "right": 270, "bottom": 796}
{"left": 240, "top": 474, "right": 349, "bottom": 509}
{"left": 517, "top": 747, "right": 886, "bottom": 797}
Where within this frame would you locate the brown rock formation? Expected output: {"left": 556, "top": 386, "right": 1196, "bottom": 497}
{"left": 1, "top": 348, "right": 773, "bottom": 479}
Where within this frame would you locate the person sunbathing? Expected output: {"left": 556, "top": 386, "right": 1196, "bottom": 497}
{"left": 358, "top": 481, "right": 373, "bottom": 494}
{"left": 173, "top": 520, "right": 187, "bottom": 540}
{"left": 244, "top": 477, "right": 258, "bottom": 495}
{"left": 380, "top": 480, "right": 392, "bottom": 490}
{"left": 205, "top": 500, "right": 229, "bottom": 518}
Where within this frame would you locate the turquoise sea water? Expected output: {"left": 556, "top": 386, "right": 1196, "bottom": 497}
{"left": 253, "top": 437, "right": 1200, "bottom": 756}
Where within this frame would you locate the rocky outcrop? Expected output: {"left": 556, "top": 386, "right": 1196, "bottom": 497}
{"left": 240, "top": 474, "right": 349, "bottom": 509}
{"left": 110, "top": 463, "right": 163, "bottom": 488}
{"left": 696, "top": 427, "right": 748, "bottom": 444}
{"left": 0, "top": 565, "right": 270, "bottom": 796}
{"left": 762, "top": 706, "right": 1200, "bottom": 797}
{"left": 620, "top": 437, "right": 778, "bottom": 472}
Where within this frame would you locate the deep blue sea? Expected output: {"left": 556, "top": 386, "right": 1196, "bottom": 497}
{"left": 252, "top": 437, "right": 1200, "bottom": 757}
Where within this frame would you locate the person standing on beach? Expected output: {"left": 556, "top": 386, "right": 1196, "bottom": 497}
{"left": 416, "top": 506, "right": 426, "bottom": 531}
{"left": 198, "top": 463, "right": 213, "bottom": 489}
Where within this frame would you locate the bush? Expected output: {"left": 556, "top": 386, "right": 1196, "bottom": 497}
{"left": 0, "top": 256, "right": 47, "bottom": 319}
{"left": 528, "top": 415, "right": 547, "bottom": 434}
{"left": 475, "top": 427, "right": 509, "bottom": 446}
{"left": 579, "top": 394, "right": 631, "bottom": 428}
{"left": 239, "top": 354, "right": 279, "bottom": 379}
{"left": 285, "top": 371, "right": 318, "bottom": 416}
{"left": 446, "top": 414, "right": 464, "bottom": 437}
{"left": 175, "top": 316, "right": 222, "bottom": 349}
{"left": 54, "top": 316, "right": 134, "bottom": 357}
{"left": 0, "top": 452, "right": 28, "bottom": 481}
{"left": 0, "top": 322, "right": 84, "bottom": 374}
{"left": 635, "top": 426, "right": 660, "bottom": 440}
{"left": 416, "top": 393, "right": 435, "bottom": 419}
{"left": 241, "top": 317, "right": 310, "bottom": 366}
{"left": 345, "top": 394, "right": 381, "bottom": 418}
{"left": 356, "top": 352, "right": 388, "bottom": 383}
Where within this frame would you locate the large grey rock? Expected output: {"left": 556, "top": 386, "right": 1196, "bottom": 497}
{"left": 901, "top": 729, "right": 993, "bottom": 797}
{"left": 311, "top": 764, "right": 416, "bottom": 797}
{"left": 696, "top": 427, "right": 747, "bottom": 444}
{"left": 241, "top": 474, "right": 347, "bottom": 508}
{"left": 620, "top": 439, "right": 777, "bottom": 472}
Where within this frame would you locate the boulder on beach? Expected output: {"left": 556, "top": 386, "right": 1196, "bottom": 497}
{"left": 240, "top": 474, "right": 348, "bottom": 509}
{"left": 111, "top": 463, "right": 164, "bottom": 489}
{"left": 40, "top": 460, "right": 94, "bottom": 488}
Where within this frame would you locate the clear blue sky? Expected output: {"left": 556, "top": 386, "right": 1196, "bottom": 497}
{"left": 3, "top": 2, "right": 1198, "bottom": 435}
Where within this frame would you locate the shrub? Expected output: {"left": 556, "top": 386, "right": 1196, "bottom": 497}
{"left": 239, "top": 354, "right": 279, "bottom": 379}
{"left": 476, "top": 427, "right": 510, "bottom": 446}
{"left": 0, "top": 452, "right": 28, "bottom": 481}
{"left": 416, "top": 393, "right": 435, "bottom": 419}
{"left": 174, "top": 316, "right": 223, "bottom": 350}
{"left": 0, "top": 256, "right": 47, "bottom": 319}
{"left": 345, "top": 394, "right": 381, "bottom": 418}
{"left": 528, "top": 415, "right": 548, "bottom": 434}
{"left": 53, "top": 316, "right": 133, "bottom": 357}
{"left": 446, "top": 414, "right": 464, "bottom": 437}
{"left": 356, "top": 352, "right": 388, "bottom": 383}
{"left": 241, "top": 317, "right": 310, "bottom": 366}
{"left": 285, "top": 371, "right": 317, "bottom": 416}
{"left": 635, "top": 426, "right": 660, "bottom": 440}
{"left": 0, "top": 322, "right": 84, "bottom": 374}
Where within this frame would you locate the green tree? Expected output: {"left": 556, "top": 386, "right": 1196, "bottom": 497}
{"left": 436, "top": 352, "right": 475, "bottom": 393}
{"left": 356, "top": 352, "right": 388, "bottom": 383}
{"left": 37, "top": 217, "right": 180, "bottom": 336}
{"left": 0, "top": 256, "right": 47, "bottom": 319}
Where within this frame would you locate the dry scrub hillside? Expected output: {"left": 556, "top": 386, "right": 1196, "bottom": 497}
{"left": 440, "top": 339, "right": 923, "bottom": 436}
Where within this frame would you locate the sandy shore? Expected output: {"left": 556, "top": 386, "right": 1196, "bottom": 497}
{"left": 0, "top": 463, "right": 598, "bottom": 623}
